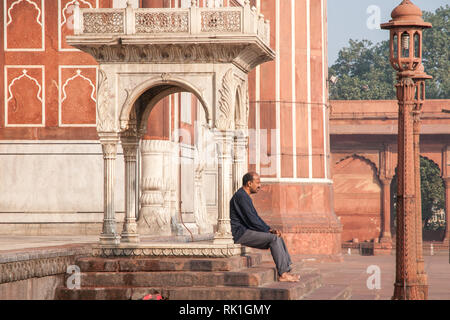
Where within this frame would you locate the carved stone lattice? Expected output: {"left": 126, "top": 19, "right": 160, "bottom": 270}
{"left": 83, "top": 12, "right": 124, "bottom": 34}
{"left": 135, "top": 12, "right": 189, "bottom": 34}
{"left": 201, "top": 11, "right": 241, "bottom": 33}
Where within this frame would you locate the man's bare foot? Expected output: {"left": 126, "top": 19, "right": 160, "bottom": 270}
{"left": 278, "top": 272, "right": 300, "bottom": 282}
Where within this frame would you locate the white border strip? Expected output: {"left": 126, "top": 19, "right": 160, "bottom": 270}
{"left": 291, "top": 0, "right": 297, "bottom": 178}
{"left": 4, "top": 0, "right": 45, "bottom": 52}
{"left": 321, "top": 0, "right": 328, "bottom": 179}
{"left": 256, "top": 0, "right": 261, "bottom": 174}
{"left": 58, "top": 65, "right": 98, "bottom": 127}
{"left": 307, "top": 0, "right": 312, "bottom": 179}
{"left": 275, "top": 0, "right": 281, "bottom": 178}
{"left": 4, "top": 65, "right": 45, "bottom": 127}
{"left": 261, "top": 177, "right": 333, "bottom": 184}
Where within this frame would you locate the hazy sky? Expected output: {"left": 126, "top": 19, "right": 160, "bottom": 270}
{"left": 327, "top": 0, "right": 448, "bottom": 66}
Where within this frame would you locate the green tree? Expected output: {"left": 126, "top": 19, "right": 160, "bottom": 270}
{"left": 391, "top": 157, "right": 445, "bottom": 230}
{"left": 420, "top": 157, "right": 445, "bottom": 228}
{"left": 329, "top": 5, "right": 449, "bottom": 100}
{"left": 422, "top": 6, "right": 450, "bottom": 99}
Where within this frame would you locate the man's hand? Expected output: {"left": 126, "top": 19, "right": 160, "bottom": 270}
{"left": 269, "top": 229, "right": 282, "bottom": 237}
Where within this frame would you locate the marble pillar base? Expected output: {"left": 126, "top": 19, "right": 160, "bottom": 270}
{"left": 94, "top": 241, "right": 243, "bottom": 258}
{"left": 99, "top": 234, "right": 121, "bottom": 246}
{"left": 120, "top": 232, "right": 140, "bottom": 244}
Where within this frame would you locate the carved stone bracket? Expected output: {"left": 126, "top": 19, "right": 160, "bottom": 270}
{"left": 97, "top": 69, "right": 116, "bottom": 133}
{"left": 216, "top": 69, "right": 235, "bottom": 130}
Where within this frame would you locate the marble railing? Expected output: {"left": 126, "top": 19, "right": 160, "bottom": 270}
{"left": 72, "top": 0, "right": 271, "bottom": 47}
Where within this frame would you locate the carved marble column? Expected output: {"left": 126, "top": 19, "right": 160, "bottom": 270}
{"left": 194, "top": 157, "right": 212, "bottom": 234}
{"left": 170, "top": 142, "right": 183, "bottom": 235}
{"left": 233, "top": 130, "right": 249, "bottom": 194}
{"left": 214, "top": 130, "right": 234, "bottom": 244}
{"left": 120, "top": 134, "right": 140, "bottom": 243}
{"left": 137, "top": 140, "right": 172, "bottom": 236}
{"left": 380, "top": 178, "right": 393, "bottom": 243}
{"left": 99, "top": 134, "right": 120, "bottom": 245}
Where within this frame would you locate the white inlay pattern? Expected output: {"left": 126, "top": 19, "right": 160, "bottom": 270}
{"left": 4, "top": 66, "right": 45, "bottom": 127}
{"left": 4, "top": 0, "right": 45, "bottom": 51}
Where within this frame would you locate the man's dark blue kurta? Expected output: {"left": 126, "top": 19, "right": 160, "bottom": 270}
{"left": 230, "top": 188, "right": 271, "bottom": 242}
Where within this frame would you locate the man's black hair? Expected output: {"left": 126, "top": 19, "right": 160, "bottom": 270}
{"left": 242, "top": 172, "right": 258, "bottom": 187}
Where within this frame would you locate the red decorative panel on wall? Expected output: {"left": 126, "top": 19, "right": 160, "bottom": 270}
{"left": 4, "top": 66, "right": 44, "bottom": 126}
{"left": 0, "top": 0, "right": 110, "bottom": 139}
{"left": 4, "top": 0, "right": 44, "bottom": 51}
{"left": 59, "top": 66, "right": 97, "bottom": 127}
{"left": 59, "top": 0, "right": 98, "bottom": 51}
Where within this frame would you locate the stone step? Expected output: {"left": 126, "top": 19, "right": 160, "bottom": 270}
{"left": 302, "top": 284, "right": 352, "bottom": 300}
{"left": 56, "top": 269, "right": 321, "bottom": 300}
{"left": 75, "top": 254, "right": 263, "bottom": 273}
{"left": 76, "top": 267, "right": 276, "bottom": 288}
{"left": 245, "top": 248, "right": 274, "bottom": 263}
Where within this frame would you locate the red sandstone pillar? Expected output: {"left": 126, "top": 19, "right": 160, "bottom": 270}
{"left": 392, "top": 77, "right": 420, "bottom": 300}
{"left": 413, "top": 106, "right": 427, "bottom": 298}
{"left": 380, "top": 178, "right": 392, "bottom": 243}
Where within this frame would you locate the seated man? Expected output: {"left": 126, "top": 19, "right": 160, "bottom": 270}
{"left": 230, "top": 172, "right": 300, "bottom": 282}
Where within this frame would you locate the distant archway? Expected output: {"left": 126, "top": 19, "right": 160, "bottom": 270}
{"left": 390, "top": 156, "right": 446, "bottom": 241}
{"left": 334, "top": 155, "right": 382, "bottom": 242}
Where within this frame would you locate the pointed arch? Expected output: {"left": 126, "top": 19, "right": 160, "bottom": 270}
{"left": 335, "top": 154, "right": 379, "bottom": 177}
{"left": 119, "top": 76, "right": 211, "bottom": 133}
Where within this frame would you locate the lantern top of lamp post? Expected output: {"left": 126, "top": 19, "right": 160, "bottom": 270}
{"left": 381, "top": 0, "right": 432, "bottom": 29}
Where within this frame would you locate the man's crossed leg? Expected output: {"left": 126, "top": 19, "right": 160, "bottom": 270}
{"left": 236, "top": 229, "right": 300, "bottom": 282}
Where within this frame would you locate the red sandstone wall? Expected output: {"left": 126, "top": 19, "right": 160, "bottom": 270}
{"left": 247, "top": 0, "right": 329, "bottom": 181}
{"left": 330, "top": 99, "right": 450, "bottom": 244}
{"left": 247, "top": 1, "right": 341, "bottom": 256}
{"left": 0, "top": 0, "right": 120, "bottom": 140}
{"left": 333, "top": 156, "right": 381, "bottom": 242}
{"left": 0, "top": 0, "right": 204, "bottom": 143}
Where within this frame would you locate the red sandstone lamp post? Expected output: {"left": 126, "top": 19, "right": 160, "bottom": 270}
{"left": 381, "top": 0, "right": 432, "bottom": 300}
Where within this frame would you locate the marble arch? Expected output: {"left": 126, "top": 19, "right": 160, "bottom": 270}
{"left": 66, "top": 2, "right": 275, "bottom": 257}
{"left": 119, "top": 76, "right": 213, "bottom": 134}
